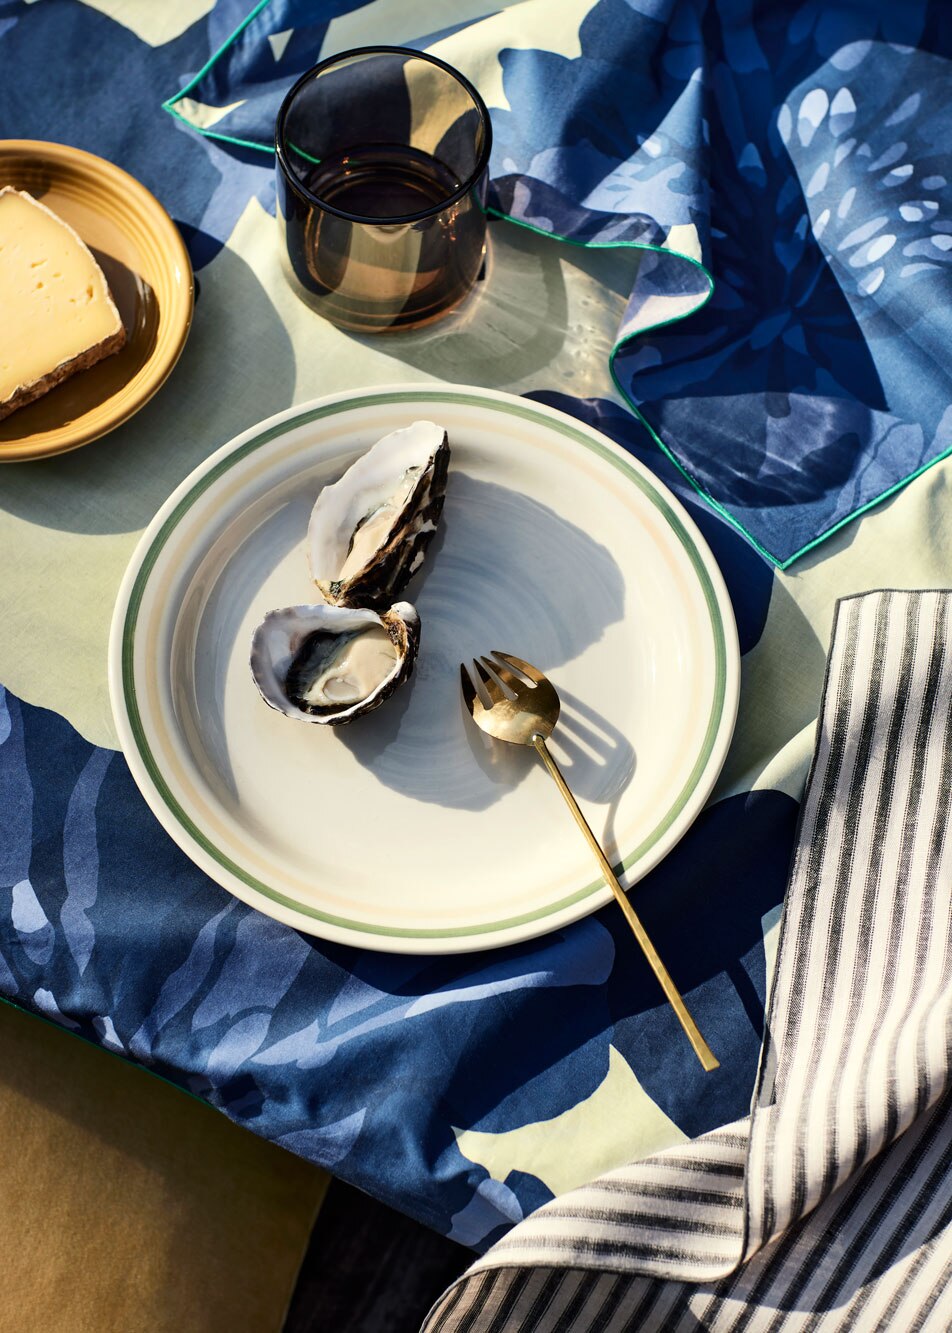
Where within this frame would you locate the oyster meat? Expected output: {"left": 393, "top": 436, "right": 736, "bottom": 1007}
{"left": 307, "top": 419, "right": 449, "bottom": 609}
{"left": 250, "top": 602, "right": 419, "bottom": 724}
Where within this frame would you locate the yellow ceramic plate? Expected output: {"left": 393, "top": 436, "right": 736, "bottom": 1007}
{"left": 0, "top": 139, "right": 193, "bottom": 462}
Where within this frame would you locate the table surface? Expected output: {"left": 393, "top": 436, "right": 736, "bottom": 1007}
{"left": 2, "top": 0, "right": 951, "bottom": 1251}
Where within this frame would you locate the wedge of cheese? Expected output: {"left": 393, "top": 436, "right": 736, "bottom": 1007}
{"left": 0, "top": 187, "right": 126, "bottom": 420}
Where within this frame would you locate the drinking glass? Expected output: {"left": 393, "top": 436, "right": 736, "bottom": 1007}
{"left": 275, "top": 46, "right": 492, "bottom": 332}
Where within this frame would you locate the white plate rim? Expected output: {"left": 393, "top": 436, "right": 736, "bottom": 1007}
{"left": 108, "top": 384, "right": 740, "bottom": 953}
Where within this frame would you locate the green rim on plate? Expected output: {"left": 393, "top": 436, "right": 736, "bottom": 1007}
{"left": 120, "top": 389, "right": 730, "bottom": 941}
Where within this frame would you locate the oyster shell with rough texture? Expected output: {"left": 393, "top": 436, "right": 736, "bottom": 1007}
{"left": 307, "top": 419, "right": 449, "bottom": 610}
{"left": 250, "top": 601, "right": 419, "bottom": 725}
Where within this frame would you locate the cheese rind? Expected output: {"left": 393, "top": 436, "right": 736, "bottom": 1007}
{"left": 0, "top": 187, "right": 126, "bottom": 420}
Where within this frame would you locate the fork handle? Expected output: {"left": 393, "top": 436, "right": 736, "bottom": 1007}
{"left": 531, "top": 735, "right": 719, "bottom": 1072}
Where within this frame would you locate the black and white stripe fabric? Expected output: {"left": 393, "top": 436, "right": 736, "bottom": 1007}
{"left": 423, "top": 590, "right": 952, "bottom": 1332}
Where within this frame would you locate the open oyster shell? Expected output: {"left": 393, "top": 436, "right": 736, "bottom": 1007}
{"left": 307, "top": 419, "right": 449, "bottom": 610}
{"left": 250, "top": 601, "right": 419, "bottom": 725}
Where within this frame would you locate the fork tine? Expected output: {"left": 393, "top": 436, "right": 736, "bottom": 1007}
{"left": 491, "top": 651, "right": 545, "bottom": 685}
{"left": 481, "top": 655, "right": 522, "bottom": 694}
{"left": 472, "top": 657, "right": 504, "bottom": 704}
{"left": 459, "top": 662, "right": 478, "bottom": 713}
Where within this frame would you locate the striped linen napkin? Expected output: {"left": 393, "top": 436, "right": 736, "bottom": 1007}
{"left": 423, "top": 589, "right": 952, "bottom": 1331}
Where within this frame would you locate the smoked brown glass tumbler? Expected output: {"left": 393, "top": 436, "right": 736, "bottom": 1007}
{"left": 275, "top": 46, "right": 492, "bottom": 332}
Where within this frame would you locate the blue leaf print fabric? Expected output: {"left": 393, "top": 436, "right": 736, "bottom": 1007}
{"left": 0, "top": 0, "right": 942, "bottom": 1249}
{"left": 0, "top": 667, "right": 795, "bottom": 1247}
{"left": 0, "top": 0, "right": 784, "bottom": 1243}
{"left": 165, "top": 0, "right": 952, "bottom": 565}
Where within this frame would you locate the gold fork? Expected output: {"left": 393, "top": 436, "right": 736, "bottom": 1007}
{"left": 460, "top": 651, "right": 719, "bottom": 1072}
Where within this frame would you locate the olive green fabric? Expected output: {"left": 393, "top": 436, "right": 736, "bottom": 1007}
{"left": 0, "top": 1001, "right": 328, "bottom": 1333}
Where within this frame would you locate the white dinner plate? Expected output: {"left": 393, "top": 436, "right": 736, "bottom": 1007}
{"left": 108, "top": 385, "right": 739, "bottom": 953}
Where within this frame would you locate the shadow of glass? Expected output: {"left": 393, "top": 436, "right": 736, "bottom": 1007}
{"left": 334, "top": 472, "right": 626, "bottom": 809}
{"left": 0, "top": 246, "right": 296, "bottom": 536}
{"left": 339, "top": 220, "right": 636, "bottom": 390}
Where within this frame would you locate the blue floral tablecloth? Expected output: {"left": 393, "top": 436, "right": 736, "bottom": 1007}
{"left": 1, "top": 0, "right": 951, "bottom": 1250}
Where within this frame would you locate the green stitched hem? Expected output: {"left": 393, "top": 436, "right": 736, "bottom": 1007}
{"left": 166, "top": 0, "right": 276, "bottom": 108}
{"left": 162, "top": 100, "right": 275, "bottom": 154}
{"left": 772, "top": 445, "right": 952, "bottom": 569}
{"left": 161, "top": 0, "right": 942, "bottom": 571}
{"left": 159, "top": 20, "right": 752, "bottom": 557}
